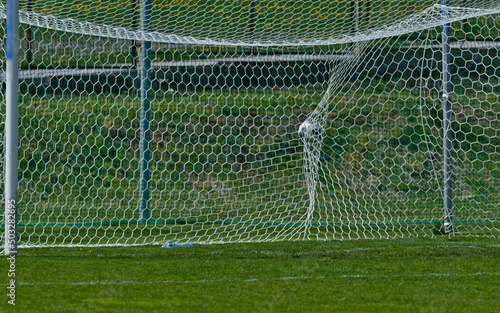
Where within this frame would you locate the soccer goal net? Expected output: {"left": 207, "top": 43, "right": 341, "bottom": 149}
{"left": 1, "top": 0, "right": 500, "bottom": 248}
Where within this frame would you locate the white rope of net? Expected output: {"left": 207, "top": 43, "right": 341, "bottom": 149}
{"left": 1, "top": 3, "right": 499, "bottom": 46}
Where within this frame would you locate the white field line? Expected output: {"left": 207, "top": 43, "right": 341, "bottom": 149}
{"left": 12, "top": 272, "right": 500, "bottom": 287}
{"left": 18, "top": 243, "right": 500, "bottom": 258}
{"left": 240, "top": 243, "right": 500, "bottom": 256}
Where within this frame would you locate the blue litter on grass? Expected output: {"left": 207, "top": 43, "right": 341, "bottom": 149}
{"left": 161, "top": 242, "right": 194, "bottom": 248}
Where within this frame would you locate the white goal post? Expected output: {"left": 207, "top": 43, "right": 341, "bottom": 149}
{"left": 2, "top": 0, "right": 500, "bottom": 250}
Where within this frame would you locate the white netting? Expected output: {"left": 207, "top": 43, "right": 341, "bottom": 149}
{"left": 1, "top": 0, "right": 500, "bottom": 248}
{"left": 1, "top": 2, "right": 500, "bottom": 45}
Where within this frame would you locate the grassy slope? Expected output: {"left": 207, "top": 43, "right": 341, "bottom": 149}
{"left": 1, "top": 237, "right": 499, "bottom": 313}
{"left": 10, "top": 76, "right": 500, "bottom": 244}
{"left": 16, "top": 87, "right": 315, "bottom": 228}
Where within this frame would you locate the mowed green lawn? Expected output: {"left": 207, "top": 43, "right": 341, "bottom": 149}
{"left": 1, "top": 237, "right": 499, "bottom": 312}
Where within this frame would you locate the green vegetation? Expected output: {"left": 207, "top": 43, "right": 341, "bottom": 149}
{"left": 16, "top": 0, "right": 500, "bottom": 41}
{"left": 14, "top": 87, "right": 317, "bottom": 229}
{"left": 0, "top": 0, "right": 498, "bottom": 245}
{"left": 1, "top": 0, "right": 498, "bottom": 70}
{"left": 8, "top": 73, "right": 499, "bottom": 245}
{"left": 1, "top": 237, "right": 499, "bottom": 312}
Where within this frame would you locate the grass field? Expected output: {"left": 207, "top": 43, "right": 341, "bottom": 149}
{"left": 1, "top": 237, "right": 499, "bottom": 312}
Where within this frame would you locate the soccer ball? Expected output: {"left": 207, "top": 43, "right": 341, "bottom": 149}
{"left": 298, "top": 120, "right": 321, "bottom": 139}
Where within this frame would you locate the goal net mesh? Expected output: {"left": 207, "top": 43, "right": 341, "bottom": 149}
{"left": 1, "top": 0, "right": 500, "bottom": 247}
